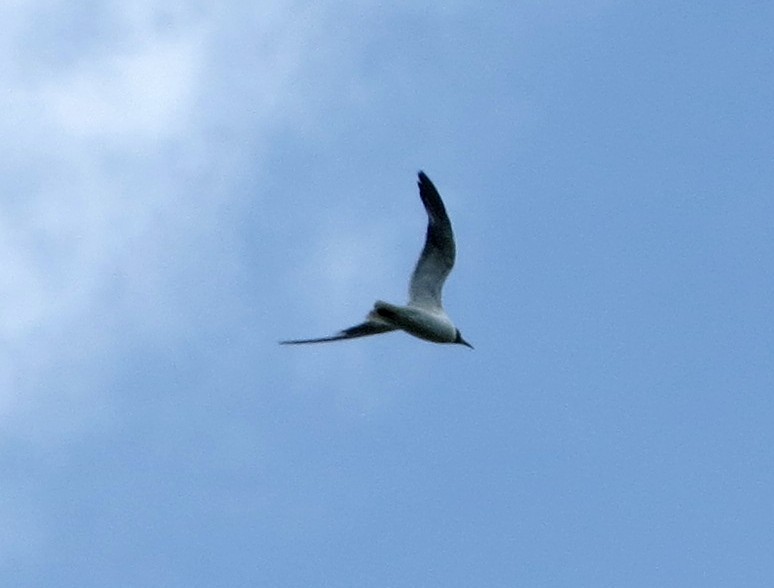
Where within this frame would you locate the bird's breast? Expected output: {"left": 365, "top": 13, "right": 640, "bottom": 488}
{"left": 375, "top": 302, "right": 456, "bottom": 343}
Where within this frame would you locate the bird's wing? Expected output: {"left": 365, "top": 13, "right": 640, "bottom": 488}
{"left": 279, "top": 320, "right": 396, "bottom": 345}
{"left": 408, "top": 172, "right": 456, "bottom": 309}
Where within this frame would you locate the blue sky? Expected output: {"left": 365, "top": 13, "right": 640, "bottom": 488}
{"left": 2, "top": 1, "right": 773, "bottom": 586}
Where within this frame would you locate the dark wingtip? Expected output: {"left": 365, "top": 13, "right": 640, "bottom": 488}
{"left": 415, "top": 170, "right": 449, "bottom": 222}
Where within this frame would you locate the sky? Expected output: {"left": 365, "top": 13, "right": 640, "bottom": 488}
{"left": 2, "top": 1, "right": 773, "bottom": 586}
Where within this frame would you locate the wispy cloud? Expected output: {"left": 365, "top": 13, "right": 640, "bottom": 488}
{"left": 0, "top": 1, "right": 356, "bottom": 438}
{"left": 1, "top": 3, "right": 373, "bottom": 572}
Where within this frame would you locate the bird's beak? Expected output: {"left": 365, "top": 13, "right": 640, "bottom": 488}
{"left": 460, "top": 338, "right": 474, "bottom": 349}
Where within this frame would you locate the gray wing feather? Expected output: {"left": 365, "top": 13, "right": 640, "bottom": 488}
{"left": 279, "top": 320, "right": 396, "bottom": 345}
{"left": 408, "top": 172, "right": 456, "bottom": 308}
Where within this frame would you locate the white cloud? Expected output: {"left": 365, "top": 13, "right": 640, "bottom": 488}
{"left": 0, "top": 1, "right": 353, "bottom": 436}
{"left": 41, "top": 35, "right": 203, "bottom": 139}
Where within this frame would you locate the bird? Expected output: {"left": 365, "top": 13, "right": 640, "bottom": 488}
{"left": 280, "top": 171, "right": 472, "bottom": 349}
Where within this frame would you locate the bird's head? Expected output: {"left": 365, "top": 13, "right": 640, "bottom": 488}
{"left": 454, "top": 329, "right": 474, "bottom": 349}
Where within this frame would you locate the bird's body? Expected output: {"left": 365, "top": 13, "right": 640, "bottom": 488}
{"left": 371, "top": 301, "right": 457, "bottom": 343}
{"left": 281, "top": 172, "right": 472, "bottom": 349}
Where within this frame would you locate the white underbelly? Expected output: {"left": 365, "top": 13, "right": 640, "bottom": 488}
{"left": 376, "top": 302, "right": 456, "bottom": 343}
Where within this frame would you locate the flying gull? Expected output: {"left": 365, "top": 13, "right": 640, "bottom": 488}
{"left": 280, "top": 171, "right": 472, "bottom": 348}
